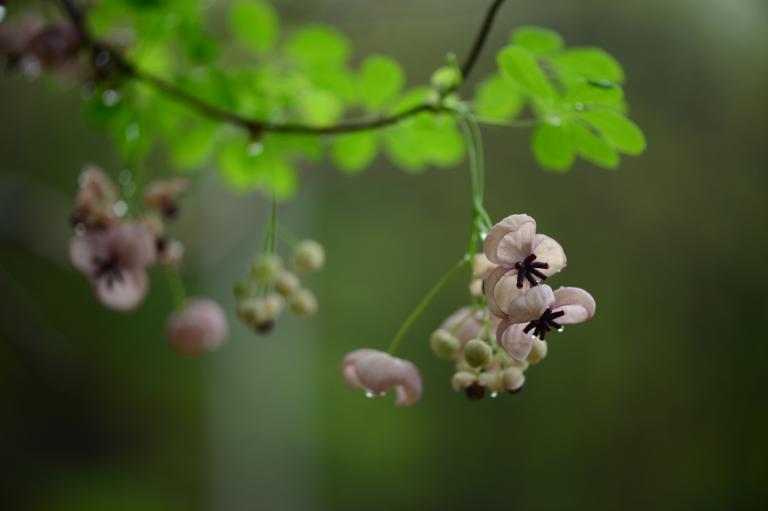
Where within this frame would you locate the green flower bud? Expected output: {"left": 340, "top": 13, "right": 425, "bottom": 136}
{"left": 526, "top": 339, "right": 548, "bottom": 364}
{"left": 502, "top": 367, "right": 526, "bottom": 392}
{"left": 250, "top": 254, "right": 283, "bottom": 283}
{"left": 274, "top": 270, "right": 300, "bottom": 297}
{"left": 451, "top": 371, "right": 477, "bottom": 392}
{"left": 232, "top": 279, "right": 253, "bottom": 300}
{"left": 237, "top": 294, "right": 283, "bottom": 329}
{"left": 478, "top": 370, "right": 502, "bottom": 392}
{"left": 463, "top": 339, "right": 492, "bottom": 368}
{"left": 289, "top": 288, "right": 318, "bottom": 317}
{"left": 292, "top": 240, "right": 325, "bottom": 272}
{"left": 430, "top": 329, "right": 460, "bottom": 359}
{"left": 431, "top": 65, "right": 461, "bottom": 92}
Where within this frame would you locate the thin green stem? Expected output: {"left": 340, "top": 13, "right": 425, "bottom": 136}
{"left": 164, "top": 266, "right": 187, "bottom": 310}
{"left": 387, "top": 258, "right": 469, "bottom": 356}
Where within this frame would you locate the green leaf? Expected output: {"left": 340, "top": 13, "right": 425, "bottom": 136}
{"left": 564, "top": 82, "right": 625, "bottom": 109}
{"left": 473, "top": 75, "right": 524, "bottom": 121}
{"left": 383, "top": 113, "right": 464, "bottom": 172}
{"left": 577, "top": 109, "right": 645, "bottom": 155}
{"left": 569, "top": 121, "right": 619, "bottom": 168}
{"left": 216, "top": 137, "right": 297, "bottom": 198}
{"left": 167, "top": 121, "right": 218, "bottom": 171}
{"left": 553, "top": 48, "right": 625, "bottom": 83}
{"left": 229, "top": 1, "right": 279, "bottom": 53}
{"left": 497, "top": 46, "right": 555, "bottom": 99}
{"left": 359, "top": 55, "right": 405, "bottom": 109}
{"left": 332, "top": 132, "right": 379, "bottom": 173}
{"left": 512, "top": 26, "right": 563, "bottom": 54}
{"left": 531, "top": 123, "right": 574, "bottom": 171}
{"left": 285, "top": 25, "right": 351, "bottom": 67}
{"left": 297, "top": 90, "right": 344, "bottom": 125}
{"left": 389, "top": 87, "right": 432, "bottom": 113}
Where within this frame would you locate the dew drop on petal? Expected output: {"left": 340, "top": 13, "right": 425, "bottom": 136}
{"left": 558, "top": 327, "right": 564, "bottom": 333}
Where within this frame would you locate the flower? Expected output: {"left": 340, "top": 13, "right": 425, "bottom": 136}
{"left": 144, "top": 177, "right": 188, "bottom": 218}
{"left": 498, "top": 285, "right": 596, "bottom": 361}
{"left": 342, "top": 349, "right": 422, "bottom": 406}
{"left": 437, "top": 306, "right": 499, "bottom": 359}
{"left": 166, "top": 298, "right": 228, "bottom": 355}
{"left": 483, "top": 214, "right": 567, "bottom": 318}
{"left": 72, "top": 164, "right": 120, "bottom": 230}
{"left": 69, "top": 222, "right": 157, "bottom": 311}
{"left": 292, "top": 239, "right": 325, "bottom": 272}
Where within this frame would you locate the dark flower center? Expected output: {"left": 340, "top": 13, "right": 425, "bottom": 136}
{"left": 513, "top": 254, "right": 549, "bottom": 288}
{"left": 93, "top": 255, "right": 123, "bottom": 288}
{"left": 523, "top": 307, "right": 565, "bottom": 341}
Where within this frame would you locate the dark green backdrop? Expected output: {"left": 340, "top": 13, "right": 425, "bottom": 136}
{"left": 2, "top": 0, "right": 767, "bottom": 509}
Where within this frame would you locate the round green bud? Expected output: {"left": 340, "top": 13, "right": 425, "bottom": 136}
{"left": 431, "top": 66, "right": 461, "bottom": 92}
{"left": 463, "top": 339, "right": 492, "bottom": 368}
{"left": 288, "top": 288, "right": 318, "bottom": 317}
{"left": 451, "top": 371, "right": 477, "bottom": 392}
{"left": 430, "top": 329, "right": 460, "bottom": 359}
{"left": 232, "top": 279, "right": 253, "bottom": 300}
{"left": 478, "top": 370, "right": 502, "bottom": 391}
{"left": 526, "top": 339, "right": 548, "bottom": 364}
{"left": 292, "top": 240, "right": 325, "bottom": 272}
{"left": 274, "top": 270, "right": 300, "bottom": 298}
{"left": 250, "top": 254, "right": 283, "bottom": 283}
{"left": 237, "top": 294, "right": 283, "bottom": 327}
{"left": 502, "top": 367, "right": 526, "bottom": 392}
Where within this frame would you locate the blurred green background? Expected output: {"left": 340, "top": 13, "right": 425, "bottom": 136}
{"left": 2, "top": 0, "right": 768, "bottom": 509}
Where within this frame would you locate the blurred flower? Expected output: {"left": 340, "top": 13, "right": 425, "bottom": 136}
{"left": 497, "top": 285, "right": 596, "bottom": 361}
{"left": 237, "top": 293, "right": 283, "bottom": 333}
{"left": 166, "top": 298, "right": 228, "bottom": 355}
{"left": 292, "top": 239, "right": 325, "bottom": 272}
{"left": 288, "top": 288, "right": 318, "bottom": 317}
{"left": 144, "top": 177, "right": 188, "bottom": 219}
{"left": 157, "top": 238, "right": 184, "bottom": 268}
{"left": 69, "top": 222, "right": 156, "bottom": 311}
{"left": 25, "top": 23, "right": 82, "bottom": 70}
{"left": 483, "top": 214, "right": 566, "bottom": 318}
{"left": 342, "top": 349, "right": 422, "bottom": 406}
{"left": 72, "top": 164, "right": 120, "bottom": 230}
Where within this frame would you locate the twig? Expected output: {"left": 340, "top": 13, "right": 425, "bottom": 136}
{"left": 56, "top": 0, "right": 508, "bottom": 136}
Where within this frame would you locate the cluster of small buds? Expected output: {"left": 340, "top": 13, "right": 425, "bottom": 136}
{"left": 0, "top": 15, "right": 83, "bottom": 78}
{"left": 234, "top": 239, "right": 324, "bottom": 333}
{"left": 67, "top": 165, "right": 227, "bottom": 354}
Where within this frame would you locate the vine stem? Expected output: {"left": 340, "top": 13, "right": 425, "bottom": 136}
{"left": 55, "top": 0, "right": 507, "bottom": 136}
{"left": 386, "top": 257, "right": 469, "bottom": 356}
{"left": 164, "top": 266, "right": 187, "bottom": 310}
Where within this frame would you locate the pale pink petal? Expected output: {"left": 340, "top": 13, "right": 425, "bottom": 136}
{"left": 484, "top": 266, "right": 529, "bottom": 319}
{"left": 354, "top": 352, "right": 406, "bottom": 394}
{"left": 94, "top": 268, "right": 148, "bottom": 312}
{"left": 532, "top": 234, "right": 567, "bottom": 276}
{"left": 472, "top": 253, "right": 496, "bottom": 278}
{"left": 552, "top": 287, "right": 596, "bottom": 324}
{"left": 507, "top": 285, "right": 555, "bottom": 324}
{"left": 440, "top": 306, "right": 484, "bottom": 343}
{"left": 395, "top": 360, "right": 422, "bottom": 406}
{"left": 483, "top": 214, "right": 536, "bottom": 265}
{"left": 69, "top": 233, "right": 103, "bottom": 275}
{"left": 108, "top": 222, "right": 157, "bottom": 267}
{"left": 341, "top": 349, "right": 378, "bottom": 389}
{"left": 498, "top": 321, "right": 535, "bottom": 362}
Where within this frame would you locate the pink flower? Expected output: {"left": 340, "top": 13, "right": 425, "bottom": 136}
{"left": 498, "top": 285, "right": 596, "bottom": 361}
{"left": 144, "top": 178, "right": 188, "bottom": 218}
{"left": 72, "top": 165, "right": 120, "bottom": 230}
{"left": 342, "top": 349, "right": 422, "bottom": 406}
{"left": 483, "top": 214, "right": 567, "bottom": 318}
{"left": 166, "top": 298, "right": 228, "bottom": 355}
{"left": 69, "top": 222, "right": 157, "bottom": 311}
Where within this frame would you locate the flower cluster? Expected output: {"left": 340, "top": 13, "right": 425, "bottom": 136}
{"left": 0, "top": 16, "right": 83, "bottom": 78}
{"left": 67, "top": 165, "right": 228, "bottom": 354}
{"left": 234, "top": 239, "right": 324, "bottom": 333}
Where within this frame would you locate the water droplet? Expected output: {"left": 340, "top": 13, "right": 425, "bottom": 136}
{"left": 557, "top": 327, "right": 564, "bottom": 333}
{"left": 125, "top": 123, "right": 140, "bottom": 142}
{"left": 530, "top": 335, "right": 537, "bottom": 339}
{"left": 549, "top": 116, "right": 562, "bottom": 126}
{"left": 490, "top": 391, "right": 498, "bottom": 398}
{"left": 113, "top": 200, "right": 128, "bottom": 217}
{"left": 364, "top": 391, "right": 375, "bottom": 398}
{"left": 94, "top": 50, "right": 111, "bottom": 69}
{"left": 248, "top": 142, "right": 263, "bottom": 156}
{"left": 102, "top": 89, "right": 121, "bottom": 107}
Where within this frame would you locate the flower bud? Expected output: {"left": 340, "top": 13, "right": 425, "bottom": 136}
{"left": 292, "top": 240, "right": 325, "bottom": 272}
{"left": 502, "top": 367, "right": 526, "bottom": 393}
{"left": 430, "top": 329, "right": 460, "bottom": 359}
{"left": 288, "top": 288, "right": 318, "bottom": 317}
{"left": 478, "top": 370, "right": 502, "bottom": 391}
{"left": 469, "top": 278, "right": 483, "bottom": 298}
{"left": 451, "top": 371, "right": 477, "bottom": 391}
{"left": 274, "top": 270, "right": 300, "bottom": 297}
{"left": 250, "top": 254, "right": 283, "bottom": 283}
{"left": 463, "top": 339, "right": 492, "bottom": 368}
{"left": 237, "top": 294, "right": 283, "bottom": 331}
{"left": 233, "top": 279, "right": 253, "bottom": 300}
{"left": 526, "top": 339, "right": 548, "bottom": 364}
